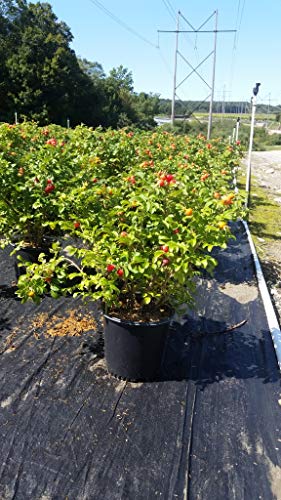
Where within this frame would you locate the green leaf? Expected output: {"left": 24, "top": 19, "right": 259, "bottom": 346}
{"left": 143, "top": 295, "right": 151, "bottom": 304}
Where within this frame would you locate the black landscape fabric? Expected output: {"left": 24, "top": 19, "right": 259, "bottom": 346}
{"left": 0, "top": 221, "right": 281, "bottom": 500}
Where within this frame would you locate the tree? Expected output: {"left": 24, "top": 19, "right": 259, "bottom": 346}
{"left": 78, "top": 58, "right": 105, "bottom": 80}
{"left": 0, "top": 0, "right": 23, "bottom": 121}
{"left": 108, "top": 66, "right": 134, "bottom": 92}
{"left": 1, "top": 1, "right": 104, "bottom": 125}
{"left": 102, "top": 65, "right": 136, "bottom": 128}
{"left": 131, "top": 92, "right": 160, "bottom": 128}
{"left": 0, "top": 3, "right": 159, "bottom": 128}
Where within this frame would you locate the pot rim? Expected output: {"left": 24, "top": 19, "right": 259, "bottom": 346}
{"left": 103, "top": 313, "right": 172, "bottom": 327}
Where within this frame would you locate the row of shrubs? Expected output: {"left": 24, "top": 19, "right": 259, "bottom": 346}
{"left": 0, "top": 121, "right": 245, "bottom": 319}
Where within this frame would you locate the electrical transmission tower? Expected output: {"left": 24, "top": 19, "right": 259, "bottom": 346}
{"left": 158, "top": 10, "right": 236, "bottom": 139}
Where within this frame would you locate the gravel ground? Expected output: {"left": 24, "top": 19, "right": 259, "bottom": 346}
{"left": 244, "top": 150, "right": 281, "bottom": 322}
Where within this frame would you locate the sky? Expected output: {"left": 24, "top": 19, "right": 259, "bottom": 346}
{"left": 45, "top": 0, "right": 281, "bottom": 106}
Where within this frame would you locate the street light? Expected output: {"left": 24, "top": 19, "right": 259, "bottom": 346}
{"left": 235, "top": 117, "right": 240, "bottom": 142}
{"left": 253, "top": 83, "right": 261, "bottom": 96}
{"left": 245, "top": 82, "right": 261, "bottom": 208}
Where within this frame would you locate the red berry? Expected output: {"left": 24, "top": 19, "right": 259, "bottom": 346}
{"left": 173, "top": 228, "right": 179, "bottom": 234}
{"left": 120, "top": 231, "right": 128, "bottom": 237}
{"left": 107, "top": 264, "right": 116, "bottom": 273}
{"left": 161, "top": 245, "right": 169, "bottom": 253}
{"left": 74, "top": 221, "right": 80, "bottom": 229}
{"left": 92, "top": 177, "right": 98, "bottom": 183}
{"left": 165, "top": 174, "right": 174, "bottom": 183}
{"left": 162, "top": 258, "right": 170, "bottom": 266}
{"left": 158, "top": 179, "right": 165, "bottom": 187}
{"left": 44, "top": 183, "right": 55, "bottom": 194}
{"left": 117, "top": 269, "right": 124, "bottom": 277}
{"left": 127, "top": 176, "right": 136, "bottom": 184}
{"left": 46, "top": 138, "right": 57, "bottom": 146}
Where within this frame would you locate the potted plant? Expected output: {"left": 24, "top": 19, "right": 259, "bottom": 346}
{"left": 15, "top": 129, "right": 245, "bottom": 381}
{"left": 0, "top": 121, "right": 82, "bottom": 276}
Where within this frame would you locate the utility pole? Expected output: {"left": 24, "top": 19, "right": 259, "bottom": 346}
{"left": 207, "top": 10, "right": 218, "bottom": 140}
{"left": 245, "top": 83, "right": 261, "bottom": 208}
{"left": 158, "top": 11, "right": 235, "bottom": 137}
{"left": 222, "top": 84, "right": 226, "bottom": 114}
{"left": 171, "top": 12, "right": 179, "bottom": 126}
{"left": 268, "top": 92, "right": 271, "bottom": 114}
{"left": 266, "top": 92, "right": 271, "bottom": 129}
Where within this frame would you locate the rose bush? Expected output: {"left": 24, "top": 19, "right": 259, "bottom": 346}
{"left": 14, "top": 125, "right": 245, "bottom": 321}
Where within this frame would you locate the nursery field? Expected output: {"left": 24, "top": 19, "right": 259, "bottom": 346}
{"left": 0, "top": 122, "right": 244, "bottom": 311}
{"left": 0, "top": 222, "right": 281, "bottom": 499}
{"left": 0, "top": 123, "right": 281, "bottom": 499}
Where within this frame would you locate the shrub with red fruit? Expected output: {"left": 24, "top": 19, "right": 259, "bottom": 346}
{"left": 13, "top": 124, "right": 245, "bottom": 320}
{"left": 0, "top": 121, "right": 77, "bottom": 249}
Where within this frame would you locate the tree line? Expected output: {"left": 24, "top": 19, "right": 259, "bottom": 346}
{"left": 1, "top": 1, "right": 280, "bottom": 128}
{"left": 157, "top": 99, "right": 281, "bottom": 117}
{"left": 0, "top": 0, "right": 160, "bottom": 128}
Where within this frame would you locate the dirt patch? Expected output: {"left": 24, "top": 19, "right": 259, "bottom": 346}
{"left": 250, "top": 151, "right": 281, "bottom": 195}
{"left": 219, "top": 282, "right": 258, "bottom": 304}
{"left": 29, "top": 309, "right": 97, "bottom": 338}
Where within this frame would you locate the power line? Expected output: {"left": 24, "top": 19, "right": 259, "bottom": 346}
{"left": 234, "top": 0, "right": 246, "bottom": 49}
{"left": 165, "top": 0, "right": 175, "bottom": 16}
{"left": 233, "top": 0, "right": 241, "bottom": 49}
{"left": 88, "top": 0, "right": 158, "bottom": 48}
{"left": 238, "top": 0, "right": 246, "bottom": 32}
{"left": 89, "top": 0, "right": 175, "bottom": 88}
{"left": 158, "top": 48, "right": 174, "bottom": 77}
{"left": 161, "top": 0, "right": 176, "bottom": 22}
{"left": 229, "top": 0, "right": 245, "bottom": 96}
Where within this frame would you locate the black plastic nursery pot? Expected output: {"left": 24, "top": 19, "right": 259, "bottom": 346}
{"left": 103, "top": 314, "right": 171, "bottom": 382}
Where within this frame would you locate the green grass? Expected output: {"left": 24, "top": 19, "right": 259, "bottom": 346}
{"left": 262, "top": 145, "right": 281, "bottom": 151}
{"left": 195, "top": 112, "right": 276, "bottom": 121}
{"left": 238, "top": 172, "right": 281, "bottom": 244}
